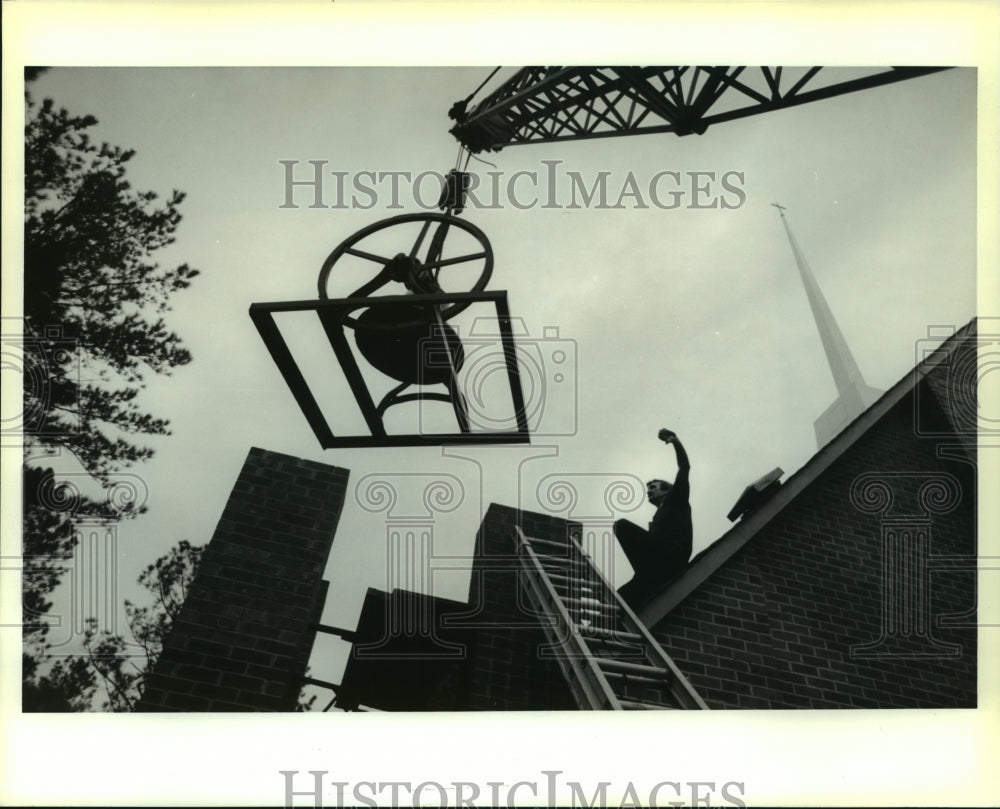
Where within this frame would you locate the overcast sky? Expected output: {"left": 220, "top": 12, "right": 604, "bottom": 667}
{"left": 3, "top": 4, "right": 997, "bottom": 806}
{"left": 21, "top": 65, "right": 977, "bottom": 681}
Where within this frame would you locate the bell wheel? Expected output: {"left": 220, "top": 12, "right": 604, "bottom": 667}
{"left": 317, "top": 213, "right": 493, "bottom": 327}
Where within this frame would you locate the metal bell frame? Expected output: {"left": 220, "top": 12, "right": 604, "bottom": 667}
{"left": 250, "top": 211, "right": 529, "bottom": 448}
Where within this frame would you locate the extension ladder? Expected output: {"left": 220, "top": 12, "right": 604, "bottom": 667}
{"left": 515, "top": 527, "right": 708, "bottom": 710}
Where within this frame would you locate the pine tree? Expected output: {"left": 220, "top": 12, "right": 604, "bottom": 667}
{"left": 83, "top": 541, "right": 204, "bottom": 711}
{"left": 23, "top": 84, "right": 199, "bottom": 478}
{"left": 22, "top": 71, "right": 199, "bottom": 709}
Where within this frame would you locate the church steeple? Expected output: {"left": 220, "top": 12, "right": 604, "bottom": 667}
{"left": 773, "top": 204, "right": 882, "bottom": 447}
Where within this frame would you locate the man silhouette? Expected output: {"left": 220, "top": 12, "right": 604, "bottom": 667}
{"left": 615, "top": 428, "right": 693, "bottom": 609}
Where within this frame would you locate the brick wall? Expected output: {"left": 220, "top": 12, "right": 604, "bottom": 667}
{"left": 137, "top": 447, "right": 349, "bottom": 711}
{"left": 457, "top": 504, "right": 580, "bottom": 710}
{"left": 649, "top": 386, "right": 976, "bottom": 709}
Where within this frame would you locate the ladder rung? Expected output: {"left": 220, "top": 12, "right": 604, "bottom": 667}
{"left": 597, "top": 658, "right": 670, "bottom": 678}
{"left": 568, "top": 606, "right": 618, "bottom": 621}
{"left": 547, "top": 571, "right": 600, "bottom": 588}
{"left": 574, "top": 621, "right": 619, "bottom": 635}
{"left": 602, "top": 670, "right": 670, "bottom": 687}
{"left": 562, "top": 595, "right": 612, "bottom": 609}
{"left": 532, "top": 552, "right": 588, "bottom": 568}
{"left": 551, "top": 585, "right": 601, "bottom": 602}
{"left": 550, "top": 583, "right": 600, "bottom": 598}
{"left": 563, "top": 596, "right": 618, "bottom": 615}
{"left": 585, "top": 636, "right": 646, "bottom": 652}
{"left": 578, "top": 625, "right": 643, "bottom": 643}
{"left": 618, "top": 699, "right": 677, "bottom": 710}
{"left": 522, "top": 535, "right": 579, "bottom": 552}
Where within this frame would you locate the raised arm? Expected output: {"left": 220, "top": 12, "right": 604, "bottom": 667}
{"left": 658, "top": 428, "right": 690, "bottom": 492}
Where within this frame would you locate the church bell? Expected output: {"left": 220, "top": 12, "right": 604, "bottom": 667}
{"left": 353, "top": 303, "right": 465, "bottom": 386}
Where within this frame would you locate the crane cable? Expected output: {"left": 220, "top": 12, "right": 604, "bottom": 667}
{"left": 464, "top": 66, "right": 502, "bottom": 107}
{"left": 453, "top": 66, "right": 503, "bottom": 173}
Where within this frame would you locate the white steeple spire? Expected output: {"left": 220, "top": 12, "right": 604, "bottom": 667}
{"left": 773, "top": 204, "right": 883, "bottom": 447}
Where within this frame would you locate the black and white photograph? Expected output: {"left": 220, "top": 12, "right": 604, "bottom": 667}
{"left": 2, "top": 3, "right": 998, "bottom": 807}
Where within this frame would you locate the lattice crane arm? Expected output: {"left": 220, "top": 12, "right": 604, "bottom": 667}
{"left": 449, "top": 66, "right": 951, "bottom": 154}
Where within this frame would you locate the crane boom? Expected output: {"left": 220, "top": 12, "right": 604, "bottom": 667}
{"left": 450, "top": 66, "right": 950, "bottom": 153}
